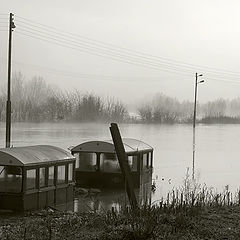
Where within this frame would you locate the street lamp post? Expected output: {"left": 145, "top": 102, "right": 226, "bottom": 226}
{"left": 192, "top": 73, "right": 204, "bottom": 180}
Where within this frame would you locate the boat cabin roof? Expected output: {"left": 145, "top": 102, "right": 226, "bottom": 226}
{"left": 0, "top": 145, "right": 75, "bottom": 166}
{"left": 71, "top": 138, "right": 153, "bottom": 154}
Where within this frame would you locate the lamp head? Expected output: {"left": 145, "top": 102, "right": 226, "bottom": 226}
{"left": 11, "top": 22, "right": 16, "bottom": 29}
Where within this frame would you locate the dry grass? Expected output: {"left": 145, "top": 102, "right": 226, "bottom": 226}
{"left": 2, "top": 173, "right": 240, "bottom": 239}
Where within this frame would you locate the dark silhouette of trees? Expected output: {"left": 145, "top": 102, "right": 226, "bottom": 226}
{"left": 104, "top": 97, "right": 128, "bottom": 122}
{"left": 201, "top": 98, "right": 227, "bottom": 118}
{"left": 137, "top": 94, "right": 240, "bottom": 124}
{"left": 0, "top": 72, "right": 129, "bottom": 123}
{"left": 138, "top": 106, "right": 152, "bottom": 122}
{"left": 1, "top": 72, "right": 240, "bottom": 124}
{"left": 137, "top": 94, "right": 182, "bottom": 123}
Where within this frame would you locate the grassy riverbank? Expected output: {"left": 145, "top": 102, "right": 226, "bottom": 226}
{"left": 1, "top": 204, "right": 240, "bottom": 240}
{"left": 1, "top": 176, "right": 240, "bottom": 239}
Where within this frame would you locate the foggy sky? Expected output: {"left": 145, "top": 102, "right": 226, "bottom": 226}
{"left": 1, "top": 0, "right": 240, "bottom": 105}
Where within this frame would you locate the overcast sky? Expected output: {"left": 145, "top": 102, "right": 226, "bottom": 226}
{"left": 1, "top": 0, "right": 240, "bottom": 105}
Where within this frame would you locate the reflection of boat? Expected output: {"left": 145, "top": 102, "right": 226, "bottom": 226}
{"left": 74, "top": 184, "right": 152, "bottom": 213}
{"left": 71, "top": 138, "right": 153, "bottom": 189}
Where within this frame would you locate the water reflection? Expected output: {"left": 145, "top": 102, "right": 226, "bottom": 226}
{"left": 73, "top": 182, "right": 152, "bottom": 213}
{"left": 4, "top": 122, "right": 240, "bottom": 194}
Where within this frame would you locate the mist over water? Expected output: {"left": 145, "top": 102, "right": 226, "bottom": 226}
{"left": 1, "top": 122, "right": 240, "bottom": 201}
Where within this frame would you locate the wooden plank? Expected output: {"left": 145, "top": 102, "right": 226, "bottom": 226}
{"left": 109, "top": 123, "right": 138, "bottom": 210}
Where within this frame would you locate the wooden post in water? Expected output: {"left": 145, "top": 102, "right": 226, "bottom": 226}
{"left": 109, "top": 123, "right": 138, "bottom": 210}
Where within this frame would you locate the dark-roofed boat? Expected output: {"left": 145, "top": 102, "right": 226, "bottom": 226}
{"left": 0, "top": 145, "right": 75, "bottom": 211}
{"left": 71, "top": 138, "right": 153, "bottom": 189}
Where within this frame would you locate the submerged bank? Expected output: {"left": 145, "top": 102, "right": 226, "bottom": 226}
{"left": 1, "top": 204, "right": 240, "bottom": 240}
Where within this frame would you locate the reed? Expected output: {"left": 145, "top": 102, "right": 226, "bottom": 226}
{"left": 2, "top": 178, "right": 240, "bottom": 239}
{"left": 152, "top": 172, "right": 240, "bottom": 212}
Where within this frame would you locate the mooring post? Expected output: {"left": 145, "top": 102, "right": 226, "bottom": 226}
{"left": 109, "top": 123, "right": 138, "bottom": 210}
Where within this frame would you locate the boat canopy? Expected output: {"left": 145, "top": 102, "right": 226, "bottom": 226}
{"left": 71, "top": 138, "right": 153, "bottom": 154}
{"left": 0, "top": 145, "right": 74, "bottom": 166}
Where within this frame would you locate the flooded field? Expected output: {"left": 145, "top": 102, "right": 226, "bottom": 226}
{"left": 1, "top": 122, "right": 240, "bottom": 210}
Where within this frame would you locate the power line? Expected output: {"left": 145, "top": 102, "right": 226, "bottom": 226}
{"left": 11, "top": 61, "right": 190, "bottom": 82}
{"left": 14, "top": 30, "right": 240, "bottom": 83}
{"left": 15, "top": 31, "right": 193, "bottom": 77}
{"left": 1, "top": 14, "right": 236, "bottom": 86}
{"left": 205, "top": 78, "right": 240, "bottom": 85}
{"left": 16, "top": 22, "right": 197, "bottom": 73}
{"left": 0, "top": 56, "right": 188, "bottom": 81}
{"left": 16, "top": 19, "right": 196, "bottom": 67}
{"left": 16, "top": 26, "right": 195, "bottom": 74}
{"left": 15, "top": 15, "right": 240, "bottom": 77}
{"left": 1, "top": 57, "right": 240, "bottom": 85}
{"left": 15, "top": 25, "right": 240, "bottom": 82}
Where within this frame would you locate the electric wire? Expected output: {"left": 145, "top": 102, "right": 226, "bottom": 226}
{"left": 16, "top": 19, "right": 201, "bottom": 70}
{"left": 15, "top": 25, "right": 240, "bottom": 81}
{"left": 15, "top": 15, "right": 240, "bottom": 77}
{"left": 14, "top": 30, "right": 240, "bottom": 83}
{"left": 6, "top": 58, "right": 240, "bottom": 85}
{"left": 14, "top": 26, "right": 240, "bottom": 81}
{"left": 15, "top": 31, "right": 193, "bottom": 77}
{"left": 0, "top": 14, "right": 238, "bottom": 85}
{"left": 15, "top": 28, "right": 195, "bottom": 75}
{"left": 11, "top": 60, "right": 158, "bottom": 81}
{"left": 16, "top": 22, "right": 198, "bottom": 74}
{"left": 15, "top": 20, "right": 240, "bottom": 78}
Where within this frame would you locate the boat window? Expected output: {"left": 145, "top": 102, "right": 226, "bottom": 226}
{"left": 79, "top": 153, "right": 97, "bottom": 171}
{"left": 143, "top": 153, "right": 148, "bottom": 169}
{"left": 100, "top": 153, "right": 121, "bottom": 172}
{"left": 68, "top": 163, "right": 73, "bottom": 182}
{"left": 57, "top": 165, "right": 66, "bottom": 184}
{"left": 26, "top": 169, "right": 36, "bottom": 190}
{"left": 39, "top": 167, "right": 46, "bottom": 188}
{"left": 128, "top": 156, "right": 138, "bottom": 172}
{"left": 48, "top": 166, "right": 55, "bottom": 186}
{"left": 0, "top": 166, "right": 22, "bottom": 193}
{"left": 149, "top": 152, "right": 153, "bottom": 167}
{"left": 74, "top": 153, "right": 79, "bottom": 168}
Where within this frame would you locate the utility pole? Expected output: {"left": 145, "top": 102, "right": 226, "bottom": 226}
{"left": 192, "top": 73, "right": 198, "bottom": 180}
{"left": 6, "top": 13, "right": 15, "bottom": 148}
{"left": 192, "top": 73, "right": 204, "bottom": 180}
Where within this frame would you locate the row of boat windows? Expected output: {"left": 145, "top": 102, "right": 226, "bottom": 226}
{"left": 26, "top": 164, "right": 74, "bottom": 189}
{"left": 74, "top": 152, "right": 153, "bottom": 172}
{"left": 0, "top": 163, "right": 74, "bottom": 193}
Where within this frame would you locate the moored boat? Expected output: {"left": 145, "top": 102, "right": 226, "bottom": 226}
{"left": 0, "top": 145, "right": 75, "bottom": 211}
{"left": 71, "top": 138, "right": 153, "bottom": 189}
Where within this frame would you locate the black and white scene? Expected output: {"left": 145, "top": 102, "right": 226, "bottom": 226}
{"left": 1, "top": 1, "right": 240, "bottom": 239}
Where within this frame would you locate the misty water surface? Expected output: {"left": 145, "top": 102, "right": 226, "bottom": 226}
{"left": 1, "top": 122, "right": 240, "bottom": 203}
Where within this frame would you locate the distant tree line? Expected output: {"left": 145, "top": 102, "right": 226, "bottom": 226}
{"left": 0, "top": 72, "right": 128, "bottom": 122}
{"left": 200, "top": 98, "right": 240, "bottom": 124}
{"left": 1, "top": 72, "right": 240, "bottom": 124}
{"left": 137, "top": 93, "right": 240, "bottom": 124}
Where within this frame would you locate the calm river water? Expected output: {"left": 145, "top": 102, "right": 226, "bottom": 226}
{"left": 1, "top": 122, "right": 240, "bottom": 208}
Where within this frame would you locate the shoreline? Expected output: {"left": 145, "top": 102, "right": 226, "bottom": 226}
{"left": 1, "top": 204, "right": 240, "bottom": 239}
